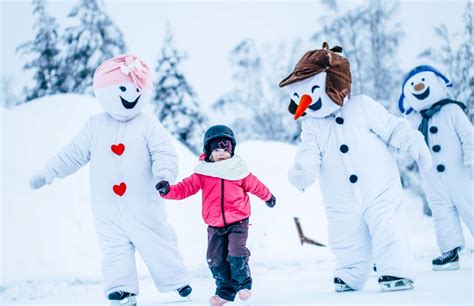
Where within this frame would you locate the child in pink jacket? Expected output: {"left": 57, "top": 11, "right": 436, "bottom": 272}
{"left": 155, "top": 125, "right": 276, "bottom": 306}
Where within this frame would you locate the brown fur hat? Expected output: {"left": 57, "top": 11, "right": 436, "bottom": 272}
{"left": 279, "top": 42, "right": 352, "bottom": 106}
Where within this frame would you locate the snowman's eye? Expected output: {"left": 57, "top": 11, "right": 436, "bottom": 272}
{"left": 136, "top": 88, "right": 140, "bottom": 93}
{"left": 119, "top": 86, "right": 126, "bottom": 92}
{"left": 293, "top": 92, "right": 299, "bottom": 99}
{"left": 421, "top": 78, "right": 425, "bottom": 82}
{"left": 311, "top": 85, "right": 320, "bottom": 93}
{"left": 411, "top": 82, "right": 414, "bottom": 86}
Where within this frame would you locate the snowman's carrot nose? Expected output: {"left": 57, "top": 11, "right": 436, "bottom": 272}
{"left": 294, "top": 94, "right": 312, "bottom": 120}
{"left": 414, "top": 83, "right": 425, "bottom": 91}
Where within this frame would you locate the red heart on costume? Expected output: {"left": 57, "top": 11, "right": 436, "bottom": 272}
{"left": 111, "top": 143, "right": 125, "bottom": 155}
{"left": 113, "top": 182, "right": 127, "bottom": 196}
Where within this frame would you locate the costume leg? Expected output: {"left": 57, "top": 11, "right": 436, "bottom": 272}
{"left": 95, "top": 219, "right": 139, "bottom": 297}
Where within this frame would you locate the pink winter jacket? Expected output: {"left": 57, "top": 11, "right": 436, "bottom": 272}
{"left": 162, "top": 155, "right": 272, "bottom": 227}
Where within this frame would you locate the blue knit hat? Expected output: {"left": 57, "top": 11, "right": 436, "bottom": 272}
{"left": 398, "top": 65, "right": 452, "bottom": 114}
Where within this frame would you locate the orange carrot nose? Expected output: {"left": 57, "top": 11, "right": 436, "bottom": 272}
{"left": 294, "top": 94, "right": 312, "bottom": 120}
{"left": 414, "top": 83, "right": 425, "bottom": 91}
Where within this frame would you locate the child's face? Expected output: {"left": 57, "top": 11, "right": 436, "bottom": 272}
{"left": 211, "top": 148, "right": 231, "bottom": 162}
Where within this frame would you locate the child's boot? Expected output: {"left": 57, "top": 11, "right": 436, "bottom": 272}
{"left": 209, "top": 295, "right": 229, "bottom": 306}
{"left": 238, "top": 288, "right": 252, "bottom": 301}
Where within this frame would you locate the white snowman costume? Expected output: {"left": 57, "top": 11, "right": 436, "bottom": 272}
{"left": 29, "top": 55, "right": 191, "bottom": 297}
{"left": 399, "top": 65, "right": 474, "bottom": 254}
{"left": 279, "top": 45, "right": 432, "bottom": 291}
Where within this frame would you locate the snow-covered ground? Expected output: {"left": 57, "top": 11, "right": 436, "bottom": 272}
{"left": 1, "top": 95, "right": 473, "bottom": 305}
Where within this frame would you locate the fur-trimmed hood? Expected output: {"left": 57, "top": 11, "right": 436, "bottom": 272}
{"left": 194, "top": 155, "right": 250, "bottom": 180}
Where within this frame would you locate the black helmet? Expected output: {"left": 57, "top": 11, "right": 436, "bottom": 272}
{"left": 203, "top": 125, "right": 236, "bottom": 161}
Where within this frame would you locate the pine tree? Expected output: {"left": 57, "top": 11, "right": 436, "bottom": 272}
{"left": 60, "top": 0, "right": 127, "bottom": 94}
{"left": 213, "top": 39, "right": 301, "bottom": 143}
{"left": 364, "top": 0, "right": 403, "bottom": 107}
{"left": 462, "top": 0, "right": 474, "bottom": 122}
{"left": 313, "top": 0, "right": 403, "bottom": 108}
{"left": 419, "top": 0, "right": 474, "bottom": 122}
{"left": 152, "top": 25, "right": 208, "bottom": 155}
{"left": 213, "top": 39, "right": 263, "bottom": 140}
{"left": 0, "top": 76, "right": 20, "bottom": 109}
{"left": 16, "top": 0, "right": 63, "bottom": 101}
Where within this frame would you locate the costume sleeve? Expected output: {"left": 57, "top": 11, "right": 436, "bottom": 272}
{"left": 450, "top": 104, "right": 474, "bottom": 166}
{"left": 43, "top": 117, "right": 93, "bottom": 183}
{"left": 288, "top": 118, "right": 321, "bottom": 191}
{"left": 146, "top": 118, "right": 179, "bottom": 183}
{"left": 361, "top": 95, "right": 426, "bottom": 155}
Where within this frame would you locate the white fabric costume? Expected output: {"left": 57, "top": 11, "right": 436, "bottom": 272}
{"left": 399, "top": 66, "right": 474, "bottom": 253}
{"left": 29, "top": 55, "right": 190, "bottom": 297}
{"left": 284, "top": 71, "right": 431, "bottom": 290}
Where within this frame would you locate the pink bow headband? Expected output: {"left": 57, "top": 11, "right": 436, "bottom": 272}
{"left": 93, "top": 54, "right": 152, "bottom": 90}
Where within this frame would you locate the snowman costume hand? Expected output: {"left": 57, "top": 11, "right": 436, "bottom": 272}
{"left": 409, "top": 135, "right": 433, "bottom": 172}
{"left": 29, "top": 168, "right": 56, "bottom": 189}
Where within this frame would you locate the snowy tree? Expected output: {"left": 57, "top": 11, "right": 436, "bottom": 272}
{"left": 152, "top": 25, "right": 208, "bottom": 155}
{"left": 213, "top": 39, "right": 301, "bottom": 144}
{"left": 0, "top": 77, "right": 21, "bottom": 109}
{"left": 60, "top": 0, "right": 127, "bottom": 94}
{"left": 320, "top": 0, "right": 338, "bottom": 11}
{"left": 213, "top": 39, "right": 264, "bottom": 140}
{"left": 16, "top": 0, "right": 63, "bottom": 101}
{"left": 419, "top": 0, "right": 474, "bottom": 122}
{"left": 314, "top": 0, "right": 403, "bottom": 108}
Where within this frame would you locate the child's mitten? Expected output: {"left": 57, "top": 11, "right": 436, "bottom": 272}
{"left": 155, "top": 180, "right": 170, "bottom": 196}
{"left": 265, "top": 194, "right": 276, "bottom": 208}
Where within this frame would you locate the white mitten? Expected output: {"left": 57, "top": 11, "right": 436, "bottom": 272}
{"left": 288, "top": 163, "right": 317, "bottom": 192}
{"left": 29, "top": 168, "right": 55, "bottom": 189}
{"left": 409, "top": 135, "right": 432, "bottom": 172}
{"left": 29, "top": 174, "right": 47, "bottom": 189}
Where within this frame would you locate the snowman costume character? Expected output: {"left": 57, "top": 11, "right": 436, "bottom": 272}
{"left": 399, "top": 65, "right": 473, "bottom": 271}
{"left": 279, "top": 43, "right": 432, "bottom": 292}
{"left": 29, "top": 55, "right": 191, "bottom": 304}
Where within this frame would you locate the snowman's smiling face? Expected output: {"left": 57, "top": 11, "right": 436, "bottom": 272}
{"left": 403, "top": 71, "right": 448, "bottom": 112}
{"left": 119, "top": 85, "right": 141, "bottom": 109}
{"left": 94, "top": 82, "right": 151, "bottom": 121}
{"left": 286, "top": 72, "right": 340, "bottom": 119}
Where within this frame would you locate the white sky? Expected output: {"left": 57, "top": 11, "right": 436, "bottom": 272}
{"left": 0, "top": 0, "right": 467, "bottom": 107}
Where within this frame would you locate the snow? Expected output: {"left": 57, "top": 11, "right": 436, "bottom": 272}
{"left": 1, "top": 94, "right": 473, "bottom": 304}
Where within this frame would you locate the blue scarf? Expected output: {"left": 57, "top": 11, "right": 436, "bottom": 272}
{"left": 418, "top": 99, "right": 466, "bottom": 145}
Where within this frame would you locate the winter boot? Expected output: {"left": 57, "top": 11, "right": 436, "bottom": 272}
{"left": 378, "top": 275, "right": 414, "bottom": 292}
{"left": 176, "top": 285, "right": 192, "bottom": 298}
{"left": 238, "top": 288, "right": 252, "bottom": 301}
{"left": 432, "top": 247, "right": 461, "bottom": 271}
{"left": 334, "top": 277, "right": 354, "bottom": 292}
{"left": 108, "top": 291, "right": 137, "bottom": 306}
{"left": 209, "top": 295, "right": 230, "bottom": 306}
